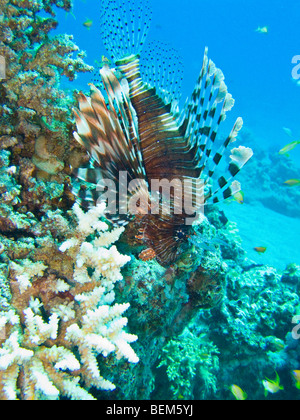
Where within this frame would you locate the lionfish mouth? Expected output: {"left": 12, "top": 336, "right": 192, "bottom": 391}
{"left": 72, "top": 0, "right": 253, "bottom": 267}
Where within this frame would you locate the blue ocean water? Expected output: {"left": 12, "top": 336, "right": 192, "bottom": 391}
{"left": 55, "top": 0, "right": 300, "bottom": 271}
{"left": 2, "top": 0, "right": 300, "bottom": 401}
{"left": 57, "top": 0, "right": 300, "bottom": 151}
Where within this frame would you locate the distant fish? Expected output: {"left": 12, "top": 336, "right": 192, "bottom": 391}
{"left": 291, "top": 370, "right": 300, "bottom": 390}
{"left": 279, "top": 140, "right": 300, "bottom": 155}
{"left": 283, "top": 179, "right": 300, "bottom": 187}
{"left": 282, "top": 127, "right": 293, "bottom": 138}
{"left": 273, "top": 338, "right": 285, "bottom": 351}
{"left": 65, "top": 10, "right": 76, "bottom": 20}
{"left": 83, "top": 18, "right": 93, "bottom": 29}
{"left": 254, "top": 246, "right": 267, "bottom": 254}
{"left": 255, "top": 26, "right": 268, "bottom": 34}
{"left": 262, "top": 372, "right": 284, "bottom": 396}
{"left": 233, "top": 191, "right": 244, "bottom": 204}
{"left": 230, "top": 384, "right": 247, "bottom": 400}
{"left": 101, "top": 55, "right": 111, "bottom": 67}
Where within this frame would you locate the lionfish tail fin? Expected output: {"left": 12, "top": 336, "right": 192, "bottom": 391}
{"left": 100, "top": 0, "right": 152, "bottom": 63}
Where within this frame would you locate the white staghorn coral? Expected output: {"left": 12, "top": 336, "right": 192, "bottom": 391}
{"left": 0, "top": 203, "right": 137, "bottom": 399}
{"left": 59, "top": 203, "right": 129, "bottom": 286}
{"left": 59, "top": 203, "right": 137, "bottom": 392}
{"left": 0, "top": 308, "right": 87, "bottom": 400}
{"left": 23, "top": 308, "right": 59, "bottom": 345}
{"left": 9, "top": 260, "right": 47, "bottom": 294}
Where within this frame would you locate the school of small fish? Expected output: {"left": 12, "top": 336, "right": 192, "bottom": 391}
{"left": 230, "top": 370, "right": 300, "bottom": 399}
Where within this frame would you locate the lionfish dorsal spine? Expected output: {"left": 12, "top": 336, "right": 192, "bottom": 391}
{"left": 115, "top": 56, "right": 146, "bottom": 98}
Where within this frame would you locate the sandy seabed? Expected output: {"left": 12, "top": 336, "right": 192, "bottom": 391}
{"left": 221, "top": 201, "right": 300, "bottom": 272}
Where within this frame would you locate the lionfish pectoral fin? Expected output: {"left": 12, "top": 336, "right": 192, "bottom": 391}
{"left": 99, "top": 66, "right": 143, "bottom": 170}
{"left": 73, "top": 62, "right": 147, "bottom": 225}
{"left": 178, "top": 48, "right": 253, "bottom": 206}
{"left": 207, "top": 144, "right": 253, "bottom": 204}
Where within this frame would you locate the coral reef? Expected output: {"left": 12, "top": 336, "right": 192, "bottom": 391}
{"left": 2, "top": 143, "right": 298, "bottom": 400}
{"left": 0, "top": 150, "right": 227, "bottom": 400}
{"left": 0, "top": 0, "right": 92, "bottom": 188}
{"left": 1, "top": 146, "right": 300, "bottom": 399}
{"left": 0, "top": 203, "right": 138, "bottom": 399}
{"left": 150, "top": 241, "right": 300, "bottom": 400}
{"left": 237, "top": 131, "right": 300, "bottom": 218}
{"left": 203, "top": 259, "right": 300, "bottom": 400}
{"left": 156, "top": 328, "right": 219, "bottom": 399}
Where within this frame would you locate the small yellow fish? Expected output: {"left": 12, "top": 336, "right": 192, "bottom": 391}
{"left": 102, "top": 55, "right": 110, "bottom": 64}
{"left": 291, "top": 370, "right": 300, "bottom": 390}
{"left": 273, "top": 338, "right": 285, "bottom": 351}
{"left": 262, "top": 372, "right": 284, "bottom": 396}
{"left": 255, "top": 26, "right": 268, "bottom": 34}
{"left": 233, "top": 191, "right": 244, "bottom": 204}
{"left": 101, "top": 55, "right": 111, "bottom": 68}
{"left": 230, "top": 384, "right": 247, "bottom": 400}
{"left": 283, "top": 179, "right": 300, "bottom": 187}
{"left": 254, "top": 246, "right": 267, "bottom": 254}
{"left": 65, "top": 10, "right": 76, "bottom": 20}
{"left": 279, "top": 141, "right": 300, "bottom": 155}
{"left": 83, "top": 19, "right": 93, "bottom": 29}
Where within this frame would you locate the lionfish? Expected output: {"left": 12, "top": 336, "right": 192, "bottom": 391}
{"left": 73, "top": 0, "right": 253, "bottom": 267}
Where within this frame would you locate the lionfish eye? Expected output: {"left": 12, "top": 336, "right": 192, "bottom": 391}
{"left": 175, "top": 228, "right": 188, "bottom": 241}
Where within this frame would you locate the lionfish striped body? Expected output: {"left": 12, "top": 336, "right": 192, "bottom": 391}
{"left": 73, "top": 0, "right": 253, "bottom": 267}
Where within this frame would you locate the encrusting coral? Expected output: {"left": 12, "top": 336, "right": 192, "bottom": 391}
{"left": 0, "top": 0, "right": 92, "bottom": 185}
{"left": 0, "top": 203, "right": 138, "bottom": 399}
{"left": 237, "top": 130, "right": 300, "bottom": 218}
{"left": 156, "top": 327, "right": 219, "bottom": 399}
